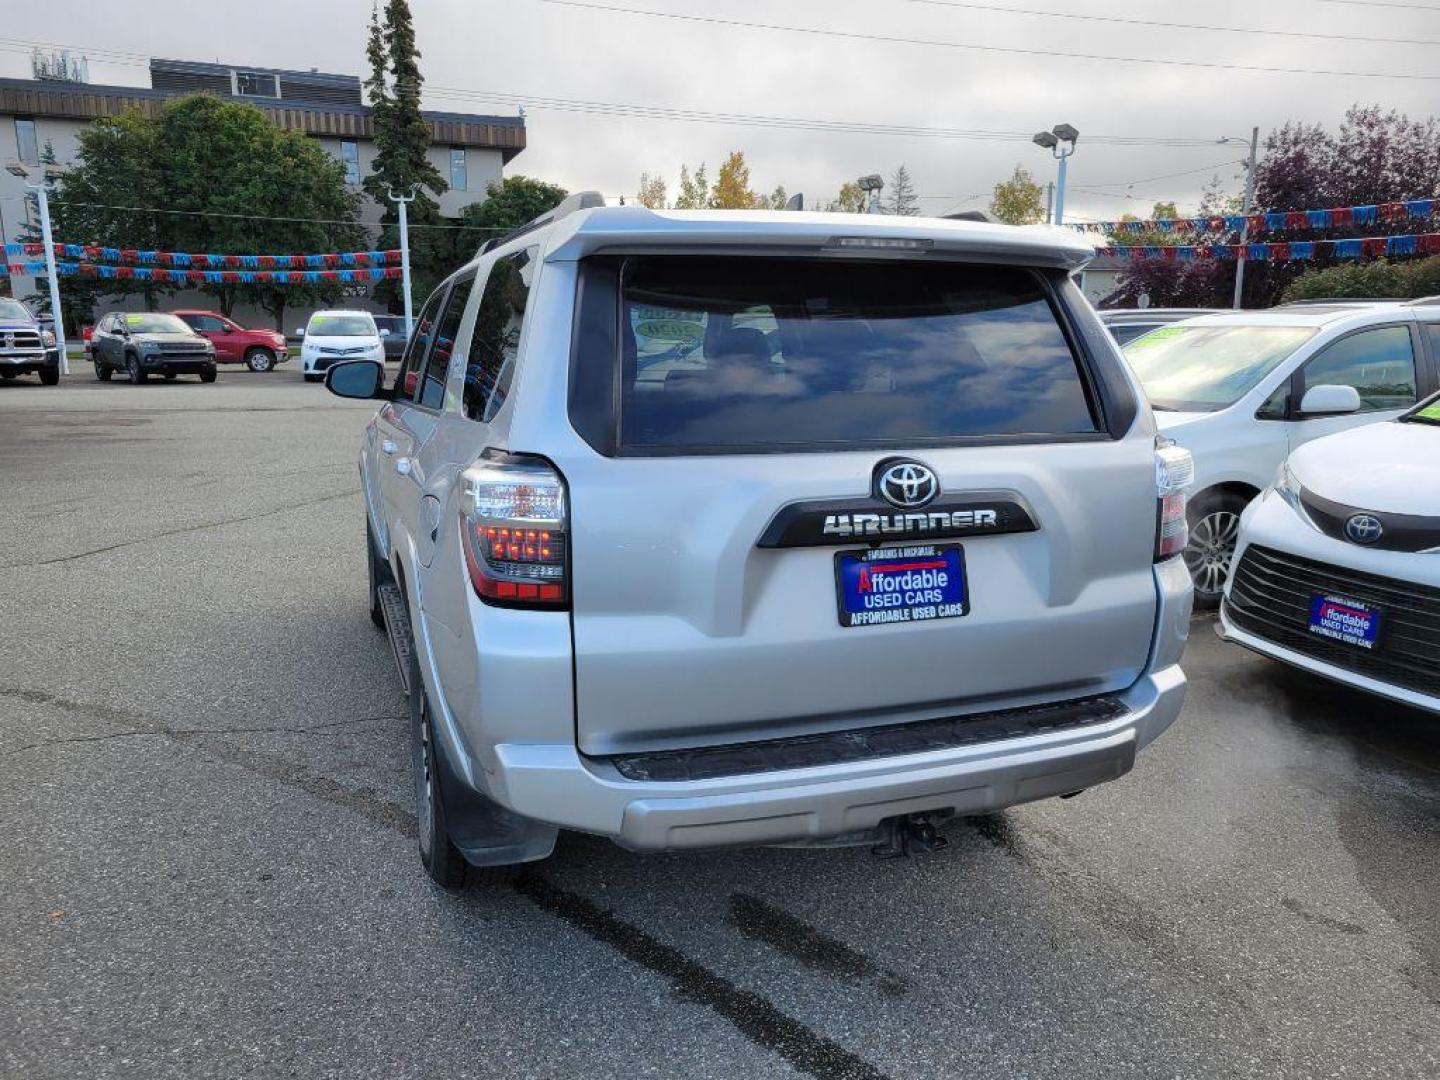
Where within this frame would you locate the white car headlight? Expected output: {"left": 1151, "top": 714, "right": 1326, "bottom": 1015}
{"left": 41, "top": 329, "right": 56, "bottom": 348}
{"left": 1273, "top": 460, "right": 1303, "bottom": 510}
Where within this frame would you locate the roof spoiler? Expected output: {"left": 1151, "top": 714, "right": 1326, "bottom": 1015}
{"left": 479, "top": 191, "right": 606, "bottom": 255}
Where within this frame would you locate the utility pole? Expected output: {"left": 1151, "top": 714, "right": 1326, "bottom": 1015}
{"left": 7, "top": 162, "right": 68, "bottom": 373}
{"left": 1232, "top": 126, "right": 1260, "bottom": 310}
{"left": 387, "top": 185, "right": 417, "bottom": 338}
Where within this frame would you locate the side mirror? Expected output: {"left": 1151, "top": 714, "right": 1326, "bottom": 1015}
{"left": 378, "top": 328, "right": 390, "bottom": 336}
{"left": 325, "top": 359, "right": 386, "bottom": 400}
{"left": 1299, "top": 384, "right": 1361, "bottom": 416}
{"left": 294, "top": 328, "right": 306, "bottom": 337}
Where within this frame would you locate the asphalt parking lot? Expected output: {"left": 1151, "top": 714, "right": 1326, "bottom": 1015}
{"left": 2, "top": 369, "right": 1438, "bottom": 1080}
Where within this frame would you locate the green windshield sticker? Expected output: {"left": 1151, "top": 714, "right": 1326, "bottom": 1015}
{"left": 1124, "top": 325, "right": 1186, "bottom": 349}
{"left": 124, "top": 314, "right": 146, "bottom": 325}
{"left": 1416, "top": 402, "right": 1440, "bottom": 421}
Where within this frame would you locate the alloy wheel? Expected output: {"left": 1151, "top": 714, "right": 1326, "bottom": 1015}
{"left": 1184, "top": 510, "right": 1241, "bottom": 596}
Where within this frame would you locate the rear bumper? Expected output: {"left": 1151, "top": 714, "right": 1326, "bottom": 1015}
{"left": 488, "top": 663, "right": 1184, "bottom": 851}
{"left": 430, "top": 555, "right": 1191, "bottom": 854}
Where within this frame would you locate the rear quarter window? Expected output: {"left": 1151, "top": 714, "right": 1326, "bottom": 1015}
{"left": 603, "top": 256, "right": 1099, "bottom": 452}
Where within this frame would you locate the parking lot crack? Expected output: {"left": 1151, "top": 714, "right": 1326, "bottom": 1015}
{"left": 0, "top": 686, "right": 403, "bottom": 758}
{"left": 4, "top": 488, "right": 359, "bottom": 569}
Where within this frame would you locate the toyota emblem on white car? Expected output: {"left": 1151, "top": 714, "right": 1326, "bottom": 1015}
{"left": 875, "top": 459, "right": 939, "bottom": 509}
{"left": 1344, "top": 513, "right": 1384, "bottom": 545}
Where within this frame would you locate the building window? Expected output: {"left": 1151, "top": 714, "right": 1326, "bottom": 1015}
{"left": 15, "top": 118, "right": 39, "bottom": 165}
{"left": 340, "top": 140, "right": 360, "bottom": 185}
{"left": 450, "top": 147, "right": 467, "bottom": 191}
{"left": 234, "top": 71, "right": 279, "bottom": 98}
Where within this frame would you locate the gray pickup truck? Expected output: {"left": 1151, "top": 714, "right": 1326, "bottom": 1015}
{"left": 0, "top": 297, "right": 60, "bottom": 385}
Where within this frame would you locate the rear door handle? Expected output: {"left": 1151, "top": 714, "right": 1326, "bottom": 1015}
{"left": 380, "top": 439, "right": 397, "bottom": 455}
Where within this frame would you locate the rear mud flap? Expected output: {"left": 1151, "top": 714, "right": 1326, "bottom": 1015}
{"left": 380, "top": 581, "right": 557, "bottom": 866}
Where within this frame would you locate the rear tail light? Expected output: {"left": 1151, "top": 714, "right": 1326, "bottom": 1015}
{"left": 1154, "top": 439, "right": 1194, "bottom": 562}
{"left": 459, "top": 453, "right": 568, "bottom": 608}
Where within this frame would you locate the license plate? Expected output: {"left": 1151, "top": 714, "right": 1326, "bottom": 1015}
{"left": 835, "top": 544, "right": 968, "bottom": 628}
{"left": 1307, "top": 593, "right": 1382, "bottom": 650}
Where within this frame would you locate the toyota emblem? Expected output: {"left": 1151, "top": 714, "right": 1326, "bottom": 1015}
{"left": 1344, "top": 513, "right": 1384, "bottom": 545}
{"left": 874, "top": 459, "right": 939, "bottom": 509}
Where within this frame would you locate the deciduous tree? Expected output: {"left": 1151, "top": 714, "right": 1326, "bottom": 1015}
{"left": 675, "top": 164, "right": 709, "bottom": 209}
{"left": 49, "top": 95, "right": 361, "bottom": 326}
{"left": 989, "top": 165, "right": 1046, "bottom": 225}
{"left": 710, "top": 151, "right": 761, "bottom": 209}
{"left": 460, "top": 176, "right": 567, "bottom": 235}
{"left": 636, "top": 172, "right": 667, "bottom": 209}
{"left": 824, "top": 182, "right": 866, "bottom": 213}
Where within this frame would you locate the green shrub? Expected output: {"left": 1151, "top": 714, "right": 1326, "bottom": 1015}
{"left": 1281, "top": 255, "right": 1440, "bottom": 302}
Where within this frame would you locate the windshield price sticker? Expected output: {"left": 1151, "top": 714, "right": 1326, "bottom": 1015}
{"left": 835, "top": 545, "right": 969, "bottom": 628}
{"left": 1307, "top": 594, "right": 1382, "bottom": 650}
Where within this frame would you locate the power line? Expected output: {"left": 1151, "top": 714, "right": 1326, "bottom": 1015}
{"left": 539, "top": 0, "right": 1440, "bottom": 80}
{"left": 0, "top": 38, "right": 1233, "bottom": 147}
{"left": 1074, "top": 160, "right": 1248, "bottom": 190}
{"left": 416, "top": 86, "right": 1220, "bottom": 145}
{"left": 903, "top": 0, "right": 1440, "bottom": 46}
{"left": 1316, "top": 0, "right": 1440, "bottom": 9}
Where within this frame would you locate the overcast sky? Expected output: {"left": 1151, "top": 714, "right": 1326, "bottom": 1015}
{"left": 7, "top": 0, "right": 1440, "bottom": 222}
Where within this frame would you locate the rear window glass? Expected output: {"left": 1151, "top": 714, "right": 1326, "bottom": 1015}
{"left": 616, "top": 258, "right": 1098, "bottom": 450}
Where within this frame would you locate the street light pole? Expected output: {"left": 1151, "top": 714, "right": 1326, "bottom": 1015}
{"left": 8, "top": 162, "right": 69, "bottom": 374}
{"left": 1231, "top": 126, "right": 1260, "bottom": 310}
{"left": 387, "top": 185, "right": 418, "bottom": 338}
{"left": 1033, "top": 124, "right": 1078, "bottom": 226}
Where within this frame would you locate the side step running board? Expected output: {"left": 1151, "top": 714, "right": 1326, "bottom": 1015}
{"left": 376, "top": 582, "right": 414, "bottom": 695}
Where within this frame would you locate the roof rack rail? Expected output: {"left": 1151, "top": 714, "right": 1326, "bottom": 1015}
{"left": 1406, "top": 294, "right": 1440, "bottom": 306}
{"left": 478, "top": 191, "right": 607, "bottom": 255}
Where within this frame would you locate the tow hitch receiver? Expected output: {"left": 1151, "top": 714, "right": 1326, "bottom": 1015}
{"left": 871, "top": 813, "right": 951, "bottom": 858}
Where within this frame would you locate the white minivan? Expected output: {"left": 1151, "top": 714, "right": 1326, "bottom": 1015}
{"left": 1123, "top": 301, "right": 1440, "bottom": 605}
{"left": 299, "top": 309, "right": 384, "bottom": 382}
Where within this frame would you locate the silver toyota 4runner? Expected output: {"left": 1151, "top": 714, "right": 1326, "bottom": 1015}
{"left": 325, "top": 195, "right": 1194, "bottom": 886}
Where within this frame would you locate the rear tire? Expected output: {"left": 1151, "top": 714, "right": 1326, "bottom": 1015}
{"left": 409, "top": 647, "right": 469, "bottom": 890}
{"left": 245, "top": 348, "right": 276, "bottom": 373}
{"left": 39, "top": 366, "right": 60, "bottom": 386}
{"left": 1184, "top": 490, "right": 1249, "bottom": 609}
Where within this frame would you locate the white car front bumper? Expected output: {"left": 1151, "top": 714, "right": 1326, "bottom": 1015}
{"left": 1219, "top": 488, "right": 1440, "bottom": 714}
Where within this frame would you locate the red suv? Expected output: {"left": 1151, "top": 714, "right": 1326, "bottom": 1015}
{"left": 172, "top": 310, "right": 289, "bottom": 372}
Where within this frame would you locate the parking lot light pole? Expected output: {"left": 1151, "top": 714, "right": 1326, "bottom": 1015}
{"left": 387, "top": 185, "right": 418, "bottom": 339}
{"left": 7, "top": 161, "right": 68, "bottom": 373}
{"left": 856, "top": 174, "right": 884, "bottom": 214}
{"left": 1033, "top": 124, "right": 1078, "bottom": 226}
{"left": 1221, "top": 127, "right": 1261, "bottom": 310}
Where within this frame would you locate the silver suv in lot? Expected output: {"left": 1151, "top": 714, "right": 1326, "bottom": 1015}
{"left": 326, "top": 197, "right": 1194, "bottom": 886}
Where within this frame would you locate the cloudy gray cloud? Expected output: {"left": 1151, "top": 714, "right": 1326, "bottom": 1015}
{"left": 8, "top": 0, "right": 1439, "bottom": 221}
